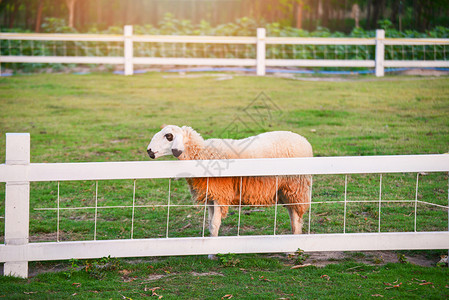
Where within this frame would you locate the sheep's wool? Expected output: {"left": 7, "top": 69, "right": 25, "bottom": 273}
{"left": 178, "top": 126, "right": 312, "bottom": 218}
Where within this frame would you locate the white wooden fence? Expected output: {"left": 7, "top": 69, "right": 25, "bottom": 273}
{"left": 1, "top": 133, "right": 449, "bottom": 278}
{"left": 1, "top": 26, "right": 449, "bottom": 77}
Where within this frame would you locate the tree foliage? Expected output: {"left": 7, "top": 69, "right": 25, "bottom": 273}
{"left": 1, "top": 0, "right": 449, "bottom": 33}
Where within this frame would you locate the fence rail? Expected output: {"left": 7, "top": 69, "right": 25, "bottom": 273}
{"left": 1, "top": 26, "right": 449, "bottom": 76}
{"left": 1, "top": 133, "right": 449, "bottom": 278}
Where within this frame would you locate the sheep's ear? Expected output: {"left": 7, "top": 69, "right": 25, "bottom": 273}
{"left": 171, "top": 133, "right": 184, "bottom": 157}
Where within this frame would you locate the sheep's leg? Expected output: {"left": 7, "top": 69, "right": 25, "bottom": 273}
{"left": 287, "top": 206, "right": 303, "bottom": 235}
{"left": 209, "top": 200, "right": 222, "bottom": 237}
{"left": 207, "top": 200, "right": 222, "bottom": 260}
{"left": 207, "top": 201, "right": 214, "bottom": 230}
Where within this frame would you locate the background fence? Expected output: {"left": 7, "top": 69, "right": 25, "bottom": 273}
{"left": 1, "top": 133, "right": 449, "bottom": 278}
{"left": 1, "top": 26, "right": 449, "bottom": 76}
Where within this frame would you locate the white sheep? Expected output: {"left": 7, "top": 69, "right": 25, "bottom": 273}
{"left": 147, "top": 125, "right": 313, "bottom": 238}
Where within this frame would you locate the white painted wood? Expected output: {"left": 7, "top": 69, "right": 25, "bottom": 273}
{"left": 132, "top": 35, "right": 256, "bottom": 44}
{"left": 1, "top": 134, "right": 448, "bottom": 278}
{"left": 3, "top": 262, "right": 28, "bottom": 278}
{"left": 124, "top": 25, "right": 133, "bottom": 75}
{"left": 2, "top": 29, "right": 449, "bottom": 76}
{"left": 375, "top": 29, "right": 385, "bottom": 77}
{"left": 133, "top": 57, "right": 256, "bottom": 66}
{"left": 0, "top": 56, "right": 123, "bottom": 64}
{"left": 266, "top": 59, "right": 375, "bottom": 68}
{"left": 3, "top": 33, "right": 447, "bottom": 46}
{"left": 384, "top": 38, "right": 449, "bottom": 45}
{"left": 0, "top": 33, "right": 124, "bottom": 42}
{"left": 256, "top": 28, "right": 266, "bottom": 76}
{"left": 4, "top": 133, "right": 30, "bottom": 278}
{"left": 384, "top": 60, "right": 449, "bottom": 68}
{"left": 5, "top": 133, "right": 30, "bottom": 165}
{"left": 266, "top": 37, "right": 376, "bottom": 45}
{"left": 1, "top": 232, "right": 448, "bottom": 262}
{"left": 0, "top": 155, "right": 448, "bottom": 183}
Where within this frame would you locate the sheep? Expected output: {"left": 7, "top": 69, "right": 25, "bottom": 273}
{"left": 146, "top": 125, "right": 313, "bottom": 238}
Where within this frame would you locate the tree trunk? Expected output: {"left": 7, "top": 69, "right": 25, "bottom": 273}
{"left": 25, "top": 0, "right": 30, "bottom": 29}
{"left": 152, "top": 0, "right": 158, "bottom": 26}
{"left": 371, "top": 0, "right": 384, "bottom": 29}
{"left": 295, "top": 1, "right": 304, "bottom": 29}
{"left": 413, "top": 0, "right": 420, "bottom": 30}
{"left": 35, "top": 0, "right": 44, "bottom": 32}
{"left": 366, "top": 0, "right": 372, "bottom": 29}
{"left": 9, "top": 0, "right": 21, "bottom": 28}
{"left": 351, "top": 3, "right": 361, "bottom": 28}
{"left": 66, "top": 0, "right": 77, "bottom": 28}
{"left": 97, "top": 0, "right": 103, "bottom": 26}
{"left": 322, "top": 0, "right": 330, "bottom": 28}
{"left": 391, "top": 0, "right": 399, "bottom": 29}
{"left": 78, "top": 0, "right": 87, "bottom": 30}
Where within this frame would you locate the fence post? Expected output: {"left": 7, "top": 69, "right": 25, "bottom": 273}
{"left": 375, "top": 29, "right": 385, "bottom": 77}
{"left": 4, "top": 133, "right": 30, "bottom": 278}
{"left": 256, "top": 28, "right": 266, "bottom": 76}
{"left": 124, "top": 25, "right": 134, "bottom": 76}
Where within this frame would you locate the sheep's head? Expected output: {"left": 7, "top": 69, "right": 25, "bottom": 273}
{"left": 147, "top": 125, "right": 185, "bottom": 159}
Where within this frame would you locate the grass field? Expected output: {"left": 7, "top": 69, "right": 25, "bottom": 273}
{"left": 0, "top": 73, "right": 448, "bottom": 298}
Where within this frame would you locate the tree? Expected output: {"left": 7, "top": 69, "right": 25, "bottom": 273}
{"left": 294, "top": 1, "right": 304, "bottom": 29}
{"left": 8, "top": 0, "right": 21, "bottom": 28}
{"left": 65, "top": 0, "right": 77, "bottom": 28}
{"left": 35, "top": 0, "right": 44, "bottom": 32}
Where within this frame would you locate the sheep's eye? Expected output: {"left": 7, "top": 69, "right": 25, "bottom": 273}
{"left": 165, "top": 133, "right": 173, "bottom": 141}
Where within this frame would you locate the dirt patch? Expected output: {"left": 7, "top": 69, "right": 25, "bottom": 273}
{"left": 141, "top": 271, "right": 224, "bottom": 282}
{"left": 397, "top": 68, "right": 449, "bottom": 76}
{"left": 290, "top": 251, "right": 440, "bottom": 268}
{"left": 145, "top": 274, "right": 167, "bottom": 281}
{"left": 29, "top": 232, "right": 59, "bottom": 242}
{"left": 191, "top": 271, "right": 224, "bottom": 277}
{"left": 0, "top": 250, "right": 443, "bottom": 277}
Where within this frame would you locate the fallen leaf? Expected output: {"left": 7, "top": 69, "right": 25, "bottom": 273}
{"left": 221, "top": 295, "right": 233, "bottom": 300}
{"left": 321, "top": 274, "right": 330, "bottom": 280}
{"left": 419, "top": 282, "right": 433, "bottom": 286}
{"left": 144, "top": 287, "right": 163, "bottom": 298}
{"left": 123, "top": 276, "right": 137, "bottom": 283}
{"left": 181, "top": 223, "right": 192, "bottom": 230}
{"left": 385, "top": 282, "right": 402, "bottom": 289}
{"left": 119, "top": 270, "right": 132, "bottom": 275}
{"left": 72, "top": 293, "right": 77, "bottom": 296}
{"left": 23, "top": 292, "right": 37, "bottom": 295}
{"left": 371, "top": 294, "right": 383, "bottom": 297}
{"left": 259, "top": 276, "right": 271, "bottom": 282}
{"left": 291, "top": 264, "right": 312, "bottom": 269}
{"left": 72, "top": 283, "right": 81, "bottom": 288}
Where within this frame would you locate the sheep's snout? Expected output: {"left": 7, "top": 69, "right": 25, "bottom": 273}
{"left": 147, "top": 149, "right": 156, "bottom": 159}
{"left": 172, "top": 148, "right": 183, "bottom": 157}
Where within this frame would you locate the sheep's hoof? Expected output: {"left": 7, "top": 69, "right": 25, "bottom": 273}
{"left": 208, "top": 254, "right": 217, "bottom": 260}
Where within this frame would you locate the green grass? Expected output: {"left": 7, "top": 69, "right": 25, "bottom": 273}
{"left": 0, "top": 73, "right": 449, "bottom": 297}
{"left": 1, "top": 255, "right": 449, "bottom": 299}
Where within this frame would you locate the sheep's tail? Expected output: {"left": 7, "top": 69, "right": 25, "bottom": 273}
{"left": 279, "top": 175, "right": 312, "bottom": 217}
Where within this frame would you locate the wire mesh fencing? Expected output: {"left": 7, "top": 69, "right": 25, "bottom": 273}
{"left": 28, "top": 172, "right": 448, "bottom": 243}
{"left": 1, "top": 28, "right": 449, "bottom": 75}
